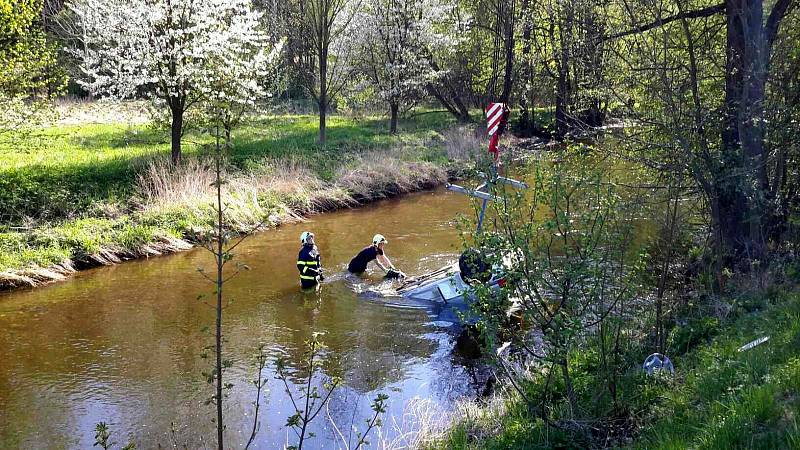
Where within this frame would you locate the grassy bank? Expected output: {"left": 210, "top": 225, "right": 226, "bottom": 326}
{"left": 431, "top": 289, "right": 800, "bottom": 449}
{"left": 0, "top": 109, "right": 480, "bottom": 289}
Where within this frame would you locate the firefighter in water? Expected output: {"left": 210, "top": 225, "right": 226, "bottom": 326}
{"left": 297, "top": 231, "right": 323, "bottom": 289}
{"left": 348, "top": 234, "right": 405, "bottom": 279}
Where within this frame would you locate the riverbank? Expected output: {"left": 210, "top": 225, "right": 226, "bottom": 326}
{"left": 0, "top": 107, "right": 482, "bottom": 290}
{"left": 430, "top": 287, "right": 800, "bottom": 449}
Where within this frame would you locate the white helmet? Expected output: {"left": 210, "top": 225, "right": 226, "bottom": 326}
{"left": 372, "top": 234, "right": 387, "bottom": 245}
{"left": 300, "top": 231, "right": 314, "bottom": 243}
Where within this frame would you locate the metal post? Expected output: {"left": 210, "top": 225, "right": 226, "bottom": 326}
{"left": 476, "top": 198, "right": 488, "bottom": 233}
{"left": 475, "top": 162, "right": 497, "bottom": 235}
{"left": 446, "top": 102, "right": 525, "bottom": 235}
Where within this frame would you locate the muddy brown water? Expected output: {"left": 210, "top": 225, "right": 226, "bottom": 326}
{"left": 0, "top": 187, "right": 489, "bottom": 449}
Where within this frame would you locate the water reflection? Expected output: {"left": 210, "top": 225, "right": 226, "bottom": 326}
{"left": 0, "top": 188, "right": 479, "bottom": 449}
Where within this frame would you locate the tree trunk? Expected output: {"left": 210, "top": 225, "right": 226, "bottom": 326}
{"left": 555, "top": 63, "right": 569, "bottom": 136}
{"left": 717, "top": 0, "right": 773, "bottom": 262}
{"left": 318, "top": 88, "right": 327, "bottom": 144}
{"left": 560, "top": 360, "right": 578, "bottom": 416}
{"left": 555, "top": 8, "right": 572, "bottom": 137}
{"left": 170, "top": 104, "right": 183, "bottom": 165}
{"left": 425, "top": 55, "right": 472, "bottom": 122}
{"left": 214, "top": 139, "right": 225, "bottom": 450}
{"left": 389, "top": 102, "right": 399, "bottom": 133}
{"left": 318, "top": 43, "right": 328, "bottom": 144}
{"left": 517, "top": 0, "right": 536, "bottom": 135}
{"left": 318, "top": 101, "right": 327, "bottom": 144}
{"left": 427, "top": 84, "right": 471, "bottom": 122}
{"left": 499, "top": 0, "right": 515, "bottom": 104}
{"left": 449, "top": 91, "right": 472, "bottom": 122}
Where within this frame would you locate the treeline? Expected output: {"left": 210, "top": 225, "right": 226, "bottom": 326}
{"left": 2, "top": 0, "right": 799, "bottom": 267}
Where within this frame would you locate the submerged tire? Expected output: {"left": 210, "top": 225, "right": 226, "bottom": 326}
{"left": 459, "top": 248, "right": 491, "bottom": 284}
{"left": 455, "top": 324, "right": 483, "bottom": 359}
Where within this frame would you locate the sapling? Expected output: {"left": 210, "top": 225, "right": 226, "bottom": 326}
{"left": 93, "top": 422, "right": 135, "bottom": 450}
{"left": 195, "top": 114, "right": 271, "bottom": 450}
{"left": 275, "top": 332, "right": 388, "bottom": 450}
{"left": 276, "top": 333, "right": 340, "bottom": 450}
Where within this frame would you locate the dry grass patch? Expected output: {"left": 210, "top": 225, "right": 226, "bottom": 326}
{"left": 337, "top": 154, "right": 448, "bottom": 202}
{"left": 443, "top": 125, "right": 484, "bottom": 162}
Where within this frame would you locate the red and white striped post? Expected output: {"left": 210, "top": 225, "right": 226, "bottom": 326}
{"left": 485, "top": 102, "right": 510, "bottom": 163}
{"left": 446, "top": 102, "right": 526, "bottom": 235}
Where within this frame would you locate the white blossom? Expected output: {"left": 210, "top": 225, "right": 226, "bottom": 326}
{"left": 68, "top": 0, "right": 281, "bottom": 134}
{"left": 353, "top": 0, "right": 461, "bottom": 112}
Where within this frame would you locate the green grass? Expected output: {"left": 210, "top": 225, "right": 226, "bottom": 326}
{"left": 0, "top": 111, "right": 458, "bottom": 223}
{"left": 433, "top": 291, "right": 800, "bottom": 449}
{"left": 0, "top": 216, "right": 185, "bottom": 271}
{"left": 0, "top": 124, "right": 167, "bottom": 221}
{"left": 633, "top": 291, "right": 800, "bottom": 450}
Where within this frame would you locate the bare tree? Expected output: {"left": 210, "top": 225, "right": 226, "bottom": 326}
{"left": 291, "top": 0, "right": 359, "bottom": 143}
{"left": 528, "top": 0, "right": 609, "bottom": 136}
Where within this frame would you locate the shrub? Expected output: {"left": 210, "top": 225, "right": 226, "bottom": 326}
{"left": 668, "top": 317, "right": 719, "bottom": 355}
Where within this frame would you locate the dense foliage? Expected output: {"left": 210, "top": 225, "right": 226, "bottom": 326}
{"left": 0, "top": 0, "right": 64, "bottom": 133}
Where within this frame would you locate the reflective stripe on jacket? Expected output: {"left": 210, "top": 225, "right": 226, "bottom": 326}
{"left": 297, "top": 245, "right": 321, "bottom": 281}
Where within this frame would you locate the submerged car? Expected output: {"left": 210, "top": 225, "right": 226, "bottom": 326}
{"left": 396, "top": 248, "right": 507, "bottom": 306}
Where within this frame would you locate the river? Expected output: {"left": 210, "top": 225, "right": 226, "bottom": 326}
{"left": 0, "top": 187, "right": 484, "bottom": 449}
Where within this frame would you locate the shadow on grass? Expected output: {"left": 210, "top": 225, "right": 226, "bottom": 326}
{"left": 66, "top": 126, "right": 168, "bottom": 152}
{"left": 0, "top": 154, "right": 159, "bottom": 223}
{"left": 1, "top": 111, "right": 458, "bottom": 223}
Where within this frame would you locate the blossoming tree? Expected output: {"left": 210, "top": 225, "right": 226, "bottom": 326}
{"left": 356, "top": 0, "right": 460, "bottom": 132}
{"left": 1, "top": 0, "right": 64, "bottom": 135}
{"left": 68, "top": 0, "right": 276, "bottom": 163}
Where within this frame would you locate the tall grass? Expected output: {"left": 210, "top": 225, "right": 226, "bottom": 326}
{"left": 136, "top": 156, "right": 217, "bottom": 208}
{"left": 136, "top": 151, "right": 448, "bottom": 221}
{"left": 134, "top": 155, "right": 355, "bottom": 230}
{"left": 441, "top": 125, "right": 484, "bottom": 162}
{"left": 337, "top": 155, "right": 448, "bottom": 202}
{"left": 373, "top": 398, "right": 459, "bottom": 450}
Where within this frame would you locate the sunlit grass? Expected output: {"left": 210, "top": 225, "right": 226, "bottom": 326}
{"left": 0, "top": 111, "right": 458, "bottom": 224}
{"left": 633, "top": 291, "right": 800, "bottom": 450}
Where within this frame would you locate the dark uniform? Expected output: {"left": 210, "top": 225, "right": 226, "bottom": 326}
{"left": 297, "top": 244, "right": 322, "bottom": 288}
{"left": 348, "top": 245, "right": 383, "bottom": 274}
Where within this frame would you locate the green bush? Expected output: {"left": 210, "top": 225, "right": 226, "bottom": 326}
{"left": 668, "top": 317, "right": 720, "bottom": 355}
{"left": 434, "top": 291, "right": 800, "bottom": 450}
